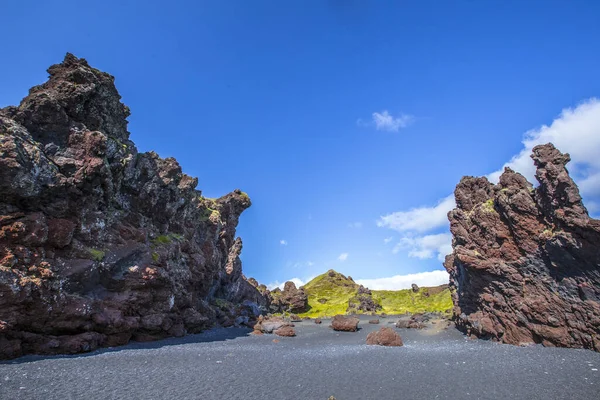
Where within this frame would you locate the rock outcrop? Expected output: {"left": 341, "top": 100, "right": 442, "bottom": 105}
{"left": 0, "top": 54, "right": 268, "bottom": 359}
{"left": 269, "top": 281, "right": 309, "bottom": 313}
{"left": 366, "top": 327, "right": 403, "bottom": 347}
{"left": 445, "top": 143, "right": 600, "bottom": 350}
{"left": 346, "top": 285, "right": 382, "bottom": 313}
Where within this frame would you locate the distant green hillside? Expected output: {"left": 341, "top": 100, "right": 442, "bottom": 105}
{"left": 297, "top": 270, "right": 452, "bottom": 318}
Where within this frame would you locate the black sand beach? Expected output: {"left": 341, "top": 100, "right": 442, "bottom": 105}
{"left": 1, "top": 316, "right": 599, "bottom": 400}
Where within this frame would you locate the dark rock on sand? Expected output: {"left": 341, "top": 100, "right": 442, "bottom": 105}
{"left": 366, "top": 327, "right": 404, "bottom": 347}
{"left": 274, "top": 326, "right": 296, "bottom": 337}
{"left": 253, "top": 316, "right": 292, "bottom": 334}
{"left": 331, "top": 315, "right": 359, "bottom": 332}
{"left": 445, "top": 143, "right": 600, "bottom": 351}
{"left": 289, "top": 314, "right": 302, "bottom": 322}
{"left": 396, "top": 317, "right": 425, "bottom": 330}
{"left": 369, "top": 319, "right": 380, "bottom": 324}
{"left": 0, "top": 54, "right": 269, "bottom": 359}
{"left": 315, "top": 318, "right": 322, "bottom": 324}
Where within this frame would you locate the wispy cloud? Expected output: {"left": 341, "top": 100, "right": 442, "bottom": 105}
{"left": 377, "top": 195, "right": 455, "bottom": 233}
{"left": 377, "top": 98, "right": 600, "bottom": 262}
{"left": 356, "top": 270, "right": 449, "bottom": 291}
{"left": 267, "top": 276, "right": 315, "bottom": 291}
{"left": 280, "top": 239, "right": 288, "bottom": 246}
{"left": 393, "top": 233, "right": 453, "bottom": 262}
{"left": 347, "top": 222, "right": 363, "bottom": 229}
{"left": 383, "top": 236, "right": 394, "bottom": 244}
{"left": 357, "top": 110, "right": 414, "bottom": 132}
{"left": 338, "top": 253, "right": 349, "bottom": 261}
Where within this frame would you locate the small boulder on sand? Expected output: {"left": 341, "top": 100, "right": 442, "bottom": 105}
{"left": 253, "top": 316, "right": 292, "bottom": 334}
{"left": 315, "top": 318, "right": 322, "bottom": 324}
{"left": 274, "top": 326, "right": 296, "bottom": 337}
{"left": 366, "top": 327, "right": 403, "bottom": 347}
{"left": 330, "top": 315, "right": 359, "bottom": 332}
{"left": 369, "top": 319, "right": 380, "bottom": 324}
{"left": 289, "top": 314, "right": 302, "bottom": 322}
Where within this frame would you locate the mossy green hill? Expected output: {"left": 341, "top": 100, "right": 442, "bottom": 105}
{"left": 297, "top": 270, "right": 452, "bottom": 318}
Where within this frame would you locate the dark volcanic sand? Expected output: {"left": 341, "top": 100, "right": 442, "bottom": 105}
{"left": 1, "top": 316, "right": 599, "bottom": 400}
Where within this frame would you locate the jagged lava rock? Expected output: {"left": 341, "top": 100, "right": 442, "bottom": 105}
{"left": 444, "top": 143, "right": 600, "bottom": 350}
{"left": 366, "top": 327, "right": 403, "bottom": 347}
{"left": 0, "top": 54, "right": 268, "bottom": 359}
{"left": 269, "top": 281, "right": 308, "bottom": 313}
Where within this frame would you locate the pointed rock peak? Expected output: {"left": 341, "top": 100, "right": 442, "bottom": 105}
{"left": 532, "top": 142, "right": 588, "bottom": 222}
{"left": 15, "top": 53, "right": 131, "bottom": 145}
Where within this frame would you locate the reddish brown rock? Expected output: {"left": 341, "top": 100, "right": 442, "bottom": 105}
{"left": 369, "top": 319, "right": 380, "bottom": 324}
{"left": 270, "top": 282, "right": 309, "bottom": 313}
{"left": 314, "top": 318, "right": 322, "bottom": 324}
{"left": 274, "top": 326, "right": 296, "bottom": 337}
{"left": 445, "top": 143, "right": 600, "bottom": 351}
{"left": 330, "top": 315, "right": 359, "bottom": 332}
{"left": 366, "top": 327, "right": 403, "bottom": 347}
{"left": 0, "top": 54, "right": 270, "bottom": 359}
{"left": 253, "top": 316, "right": 292, "bottom": 334}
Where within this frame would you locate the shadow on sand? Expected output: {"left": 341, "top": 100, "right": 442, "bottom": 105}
{"left": 1, "top": 327, "right": 253, "bottom": 365}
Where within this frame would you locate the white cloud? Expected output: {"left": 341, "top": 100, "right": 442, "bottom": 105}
{"left": 377, "top": 98, "right": 600, "bottom": 262}
{"left": 393, "top": 233, "right": 452, "bottom": 261}
{"left": 338, "top": 253, "right": 349, "bottom": 261}
{"left": 356, "top": 270, "right": 449, "bottom": 291}
{"left": 377, "top": 195, "right": 455, "bottom": 233}
{"left": 280, "top": 240, "right": 288, "bottom": 246}
{"left": 267, "top": 276, "right": 315, "bottom": 291}
{"left": 348, "top": 222, "right": 363, "bottom": 229}
{"left": 307, "top": 261, "right": 314, "bottom": 266}
{"left": 373, "top": 110, "right": 413, "bottom": 132}
{"left": 358, "top": 110, "right": 414, "bottom": 132}
{"left": 383, "top": 236, "right": 394, "bottom": 244}
{"left": 487, "top": 98, "right": 600, "bottom": 205}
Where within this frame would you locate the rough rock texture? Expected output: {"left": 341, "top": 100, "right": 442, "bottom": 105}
{"left": 366, "top": 327, "right": 403, "bottom": 347}
{"left": 273, "top": 326, "right": 296, "bottom": 337}
{"left": 269, "top": 281, "right": 308, "bottom": 313}
{"left": 0, "top": 54, "right": 268, "bottom": 359}
{"left": 444, "top": 143, "right": 600, "bottom": 350}
{"left": 253, "top": 316, "right": 292, "bottom": 334}
{"left": 395, "top": 314, "right": 426, "bottom": 329}
{"left": 368, "top": 319, "right": 380, "bottom": 324}
{"left": 330, "top": 315, "right": 359, "bottom": 332}
{"left": 411, "top": 283, "right": 419, "bottom": 293}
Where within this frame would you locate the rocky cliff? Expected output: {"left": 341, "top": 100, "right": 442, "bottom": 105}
{"left": 444, "top": 143, "right": 600, "bottom": 350}
{"left": 0, "top": 54, "right": 268, "bottom": 359}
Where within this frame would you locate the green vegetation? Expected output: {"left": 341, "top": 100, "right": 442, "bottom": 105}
{"left": 371, "top": 288, "right": 453, "bottom": 315}
{"left": 298, "top": 271, "right": 358, "bottom": 317}
{"left": 481, "top": 198, "right": 496, "bottom": 213}
{"left": 152, "top": 233, "right": 185, "bottom": 246}
{"left": 88, "top": 248, "right": 105, "bottom": 261}
{"left": 151, "top": 252, "right": 160, "bottom": 262}
{"left": 213, "top": 298, "right": 233, "bottom": 311}
{"left": 296, "top": 270, "right": 453, "bottom": 318}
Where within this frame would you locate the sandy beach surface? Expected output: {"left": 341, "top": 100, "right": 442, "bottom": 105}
{"left": 1, "top": 315, "right": 599, "bottom": 400}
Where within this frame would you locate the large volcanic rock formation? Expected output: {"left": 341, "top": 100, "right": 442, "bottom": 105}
{"left": 444, "top": 143, "right": 600, "bottom": 350}
{"left": 269, "top": 281, "right": 309, "bottom": 313}
{"left": 0, "top": 54, "right": 268, "bottom": 359}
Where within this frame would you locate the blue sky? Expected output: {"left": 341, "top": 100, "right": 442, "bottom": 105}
{"left": 2, "top": 1, "right": 600, "bottom": 289}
